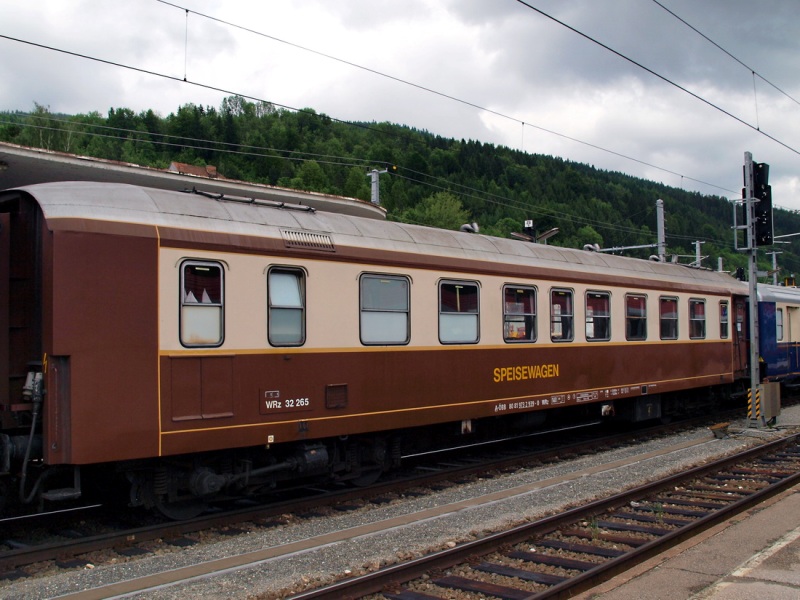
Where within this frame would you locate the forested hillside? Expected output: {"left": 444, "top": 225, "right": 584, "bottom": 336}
{"left": 2, "top": 98, "right": 798, "bottom": 277}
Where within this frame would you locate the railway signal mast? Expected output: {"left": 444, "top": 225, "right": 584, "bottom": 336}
{"left": 739, "top": 151, "right": 774, "bottom": 426}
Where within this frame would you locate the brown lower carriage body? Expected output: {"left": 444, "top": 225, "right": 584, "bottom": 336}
{"left": 157, "top": 342, "right": 733, "bottom": 458}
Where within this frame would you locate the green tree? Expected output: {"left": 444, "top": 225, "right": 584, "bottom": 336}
{"left": 291, "top": 160, "right": 328, "bottom": 192}
{"left": 20, "top": 103, "right": 64, "bottom": 151}
{"left": 398, "top": 192, "right": 470, "bottom": 230}
{"left": 482, "top": 217, "right": 522, "bottom": 238}
{"left": 343, "top": 166, "right": 370, "bottom": 201}
{"left": 4, "top": 94, "right": 800, "bottom": 275}
{"left": 575, "top": 225, "right": 603, "bottom": 248}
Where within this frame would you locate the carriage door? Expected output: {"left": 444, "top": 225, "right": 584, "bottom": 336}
{"left": 788, "top": 306, "right": 799, "bottom": 373}
{"left": 0, "top": 212, "right": 9, "bottom": 422}
{"left": 733, "top": 296, "right": 749, "bottom": 376}
{"left": 0, "top": 196, "right": 43, "bottom": 427}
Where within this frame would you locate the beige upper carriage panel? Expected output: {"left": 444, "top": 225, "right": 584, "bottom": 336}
{"left": 17, "top": 182, "right": 749, "bottom": 354}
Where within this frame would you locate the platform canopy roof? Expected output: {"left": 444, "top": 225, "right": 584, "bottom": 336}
{"left": 0, "top": 142, "right": 386, "bottom": 220}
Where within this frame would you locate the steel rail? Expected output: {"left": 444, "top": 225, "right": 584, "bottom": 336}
{"left": 288, "top": 433, "right": 800, "bottom": 599}
{"left": 0, "top": 417, "right": 698, "bottom": 574}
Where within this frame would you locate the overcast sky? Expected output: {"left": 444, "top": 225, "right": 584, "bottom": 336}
{"left": 1, "top": 0, "right": 799, "bottom": 212}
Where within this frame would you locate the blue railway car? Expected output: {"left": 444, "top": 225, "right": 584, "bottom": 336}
{"left": 758, "top": 284, "right": 800, "bottom": 386}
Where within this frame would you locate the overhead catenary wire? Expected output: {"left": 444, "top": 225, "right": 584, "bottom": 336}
{"left": 4, "top": 112, "right": 737, "bottom": 247}
{"left": 6, "top": 6, "right": 797, "bottom": 237}
{"left": 2, "top": 2, "right": 797, "bottom": 202}
{"left": 392, "top": 169, "right": 669, "bottom": 241}
{"left": 0, "top": 113, "right": 639, "bottom": 233}
{"left": 0, "top": 113, "right": 381, "bottom": 169}
{"left": 0, "top": 4, "right": 795, "bottom": 247}
{"left": 151, "top": 0, "right": 745, "bottom": 194}
{"left": 0, "top": 34, "right": 430, "bottom": 153}
{"left": 513, "top": 0, "right": 800, "bottom": 157}
{"left": 0, "top": 29, "right": 740, "bottom": 209}
{"left": 650, "top": 0, "right": 800, "bottom": 108}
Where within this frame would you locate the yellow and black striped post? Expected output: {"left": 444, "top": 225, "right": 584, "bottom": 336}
{"left": 747, "top": 387, "right": 764, "bottom": 428}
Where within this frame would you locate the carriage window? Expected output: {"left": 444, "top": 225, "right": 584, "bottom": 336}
{"left": 720, "top": 301, "right": 729, "bottom": 339}
{"left": 626, "top": 294, "right": 647, "bottom": 340}
{"left": 586, "top": 291, "right": 611, "bottom": 341}
{"left": 361, "top": 274, "right": 410, "bottom": 345}
{"left": 439, "top": 280, "right": 479, "bottom": 343}
{"left": 689, "top": 299, "right": 706, "bottom": 339}
{"left": 551, "top": 289, "right": 574, "bottom": 342}
{"left": 180, "top": 261, "right": 223, "bottom": 347}
{"left": 268, "top": 268, "right": 305, "bottom": 346}
{"left": 503, "top": 285, "right": 536, "bottom": 342}
{"left": 736, "top": 302, "right": 745, "bottom": 339}
{"left": 660, "top": 296, "right": 678, "bottom": 340}
{"left": 777, "top": 308, "right": 784, "bottom": 341}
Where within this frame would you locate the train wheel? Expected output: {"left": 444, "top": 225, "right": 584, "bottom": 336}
{"left": 350, "top": 467, "right": 383, "bottom": 486}
{"left": 348, "top": 437, "right": 389, "bottom": 486}
{"left": 0, "top": 479, "right": 8, "bottom": 516}
{"left": 154, "top": 495, "right": 207, "bottom": 520}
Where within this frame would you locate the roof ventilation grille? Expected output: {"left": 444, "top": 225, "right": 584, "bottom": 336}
{"left": 281, "top": 229, "right": 335, "bottom": 252}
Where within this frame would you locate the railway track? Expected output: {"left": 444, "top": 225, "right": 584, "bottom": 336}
{"left": 0, "top": 417, "right": 719, "bottom": 582}
{"left": 289, "top": 432, "right": 800, "bottom": 600}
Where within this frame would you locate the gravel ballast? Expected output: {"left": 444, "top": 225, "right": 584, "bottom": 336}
{"left": 5, "top": 407, "right": 800, "bottom": 600}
